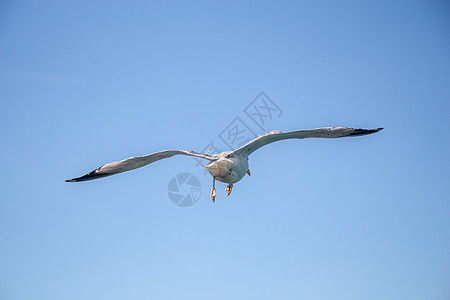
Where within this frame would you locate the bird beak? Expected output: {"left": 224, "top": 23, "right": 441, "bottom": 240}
{"left": 247, "top": 169, "right": 251, "bottom": 176}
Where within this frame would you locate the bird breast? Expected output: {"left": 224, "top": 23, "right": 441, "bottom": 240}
{"left": 205, "top": 156, "right": 248, "bottom": 183}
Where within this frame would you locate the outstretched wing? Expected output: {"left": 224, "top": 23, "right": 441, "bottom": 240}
{"left": 65, "top": 150, "right": 214, "bottom": 182}
{"left": 232, "top": 127, "right": 383, "bottom": 157}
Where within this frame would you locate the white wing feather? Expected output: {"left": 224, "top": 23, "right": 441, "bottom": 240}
{"left": 233, "top": 127, "right": 383, "bottom": 157}
{"left": 66, "top": 150, "right": 214, "bottom": 182}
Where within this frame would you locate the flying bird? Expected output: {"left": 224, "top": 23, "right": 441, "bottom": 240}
{"left": 66, "top": 126, "right": 383, "bottom": 201}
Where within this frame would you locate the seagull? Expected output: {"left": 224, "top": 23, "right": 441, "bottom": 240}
{"left": 66, "top": 126, "right": 383, "bottom": 201}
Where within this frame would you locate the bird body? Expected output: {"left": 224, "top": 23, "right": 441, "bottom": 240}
{"left": 66, "top": 126, "right": 383, "bottom": 201}
{"left": 204, "top": 152, "right": 249, "bottom": 183}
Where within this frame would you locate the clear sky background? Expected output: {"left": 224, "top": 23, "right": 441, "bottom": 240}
{"left": 1, "top": 1, "right": 449, "bottom": 299}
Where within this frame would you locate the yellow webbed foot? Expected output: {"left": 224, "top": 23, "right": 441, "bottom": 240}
{"left": 225, "top": 184, "right": 233, "bottom": 196}
{"left": 210, "top": 187, "right": 216, "bottom": 202}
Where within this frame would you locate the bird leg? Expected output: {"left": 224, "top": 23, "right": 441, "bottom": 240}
{"left": 210, "top": 176, "right": 216, "bottom": 202}
{"left": 247, "top": 169, "right": 251, "bottom": 176}
{"left": 225, "top": 169, "right": 233, "bottom": 196}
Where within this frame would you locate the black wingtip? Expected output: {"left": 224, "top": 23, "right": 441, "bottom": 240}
{"left": 347, "top": 127, "right": 384, "bottom": 137}
{"left": 65, "top": 177, "right": 86, "bottom": 182}
{"left": 65, "top": 178, "right": 85, "bottom": 182}
{"left": 65, "top": 170, "right": 112, "bottom": 182}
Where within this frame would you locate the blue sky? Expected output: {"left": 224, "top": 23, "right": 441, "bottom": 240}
{"left": 1, "top": 1, "right": 449, "bottom": 299}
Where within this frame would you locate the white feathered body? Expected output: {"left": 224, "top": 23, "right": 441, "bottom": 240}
{"left": 204, "top": 152, "right": 248, "bottom": 183}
